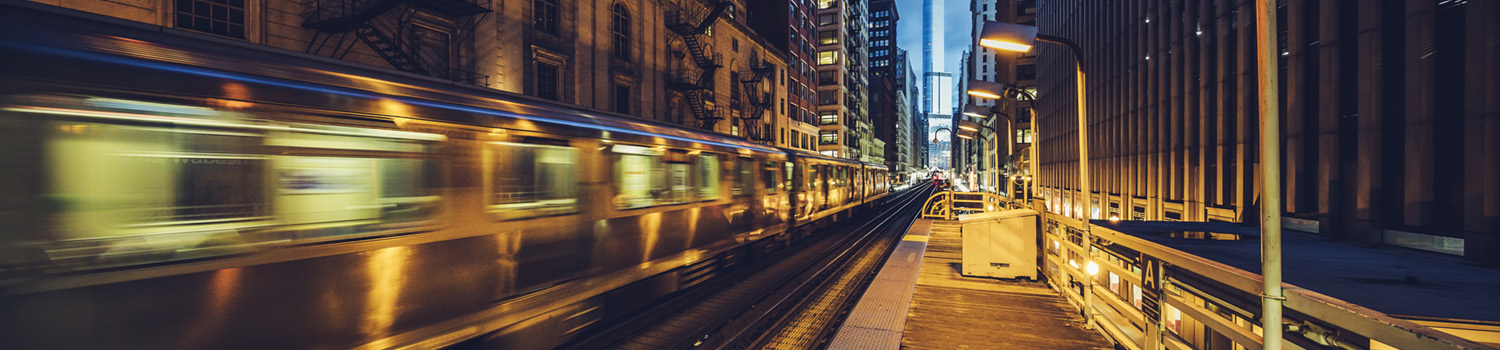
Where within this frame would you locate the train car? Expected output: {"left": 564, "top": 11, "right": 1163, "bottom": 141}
{"left": 0, "top": 3, "right": 887, "bottom": 350}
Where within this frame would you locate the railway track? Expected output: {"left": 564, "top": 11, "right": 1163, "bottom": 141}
{"left": 551, "top": 183, "right": 933, "bottom": 350}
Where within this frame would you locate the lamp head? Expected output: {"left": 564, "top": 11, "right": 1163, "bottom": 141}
{"left": 979, "top": 21, "right": 1039, "bottom": 53}
{"left": 966, "top": 80, "right": 1011, "bottom": 100}
{"left": 958, "top": 120, "right": 984, "bottom": 132}
{"left": 962, "top": 104, "right": 993, "bottom": 118}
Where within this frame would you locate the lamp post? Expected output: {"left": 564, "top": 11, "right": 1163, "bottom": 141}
{"left": 965, "top": 81, "right": 1040, "bottom": 209}
{"left": 958, "top": 118, "right": 1002, "bottom": 197}
{"left": 933, "top": 126, "right": 955, "bottom": 216}
{"left": 976, "top": 20, "right": 1096, "bottom": 330}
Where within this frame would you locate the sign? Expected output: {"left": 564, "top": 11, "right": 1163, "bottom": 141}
{"left": 1140, "top": 254, "right": 1163, "bottom": 321}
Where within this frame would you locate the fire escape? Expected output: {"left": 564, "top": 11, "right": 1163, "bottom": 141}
{"left": 735, "top": 54, "right": 775, "bottom": 142}
{"left": 302, "top": 0, "right": 491, "bottom": 85}
{"left": 666, "top": 1, "right": 731, "bottom": 130}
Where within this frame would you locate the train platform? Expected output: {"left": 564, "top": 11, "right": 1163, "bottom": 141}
{"left": 827, "top": 219, "right": 1112, "bottom": 350}
{"left": 1098, "top": 220, "right": 1500, "bottom": 324}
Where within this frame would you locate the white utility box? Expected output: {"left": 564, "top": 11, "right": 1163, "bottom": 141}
{"left": 958, "top": 209, "right": 1039, "bottom": 280}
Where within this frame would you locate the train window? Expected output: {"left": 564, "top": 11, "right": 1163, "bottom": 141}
{"left": 784, "top": 162, "right": 795, "bottom": 191}
{"left": 763, "top": 161, "right": 781, "bottom": 194}
{"left": 733, "top": 158, "right": 754, "bottom": 196}
{"left": 698, "top": 153, "right": 720, "bottom": 199}
{"left": 612, "top": 144, "right": 697, "bottom": 209}
{"left": 485, "top": 139, "right": 578, "bottom": 220}
{"left": 0, "top": 95, "right": 445, "bottom": 270}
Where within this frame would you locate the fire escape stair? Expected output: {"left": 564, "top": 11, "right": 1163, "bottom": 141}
{"left": 354, "top": 23, "right": 427, "bottom": 75}
{"left": 303, "top": 0, "right": 491, "bottom": 82}
{"left": 665, "top": 1, "right": 731, "bottom": 130}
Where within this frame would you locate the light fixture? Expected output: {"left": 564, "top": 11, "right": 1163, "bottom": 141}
{"left": 1086, "top": 261, "right": 1100, "bottom": 276}
{"left": 963, "top": 104, "right": 994, "bottom": 118}
{"left": 978, "top": 21, "right": 1039, "bottom": 53}
{"left": 1108, "top": 215, "right": 1121, "bottom": 223}
{"left": 965, "top": 80, "right": 1011, "bottom": 100}
{"left": 958, "top": 120, "right": 984, "bottom": 132}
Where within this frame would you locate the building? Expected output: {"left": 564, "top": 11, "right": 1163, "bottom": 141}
{"left": 925, "top": 72, "right": 953, "bottom": 169}
{"left": 811, "top": 0, "right": 873, "bottom": 159}
{"left": 747, "top": 0, "right": 821, "bottom": 152}
{"left": 1033, "top": 0, "right": 1498, "bottom": 266}
{"left": 955, "top": 0, "right": 1036, "bottom": 193}
{"left": 869, "top": 0, "right": 909, "bottom": 177}
{"left": 32, "top": 0, "right": 796, "bottom": 147}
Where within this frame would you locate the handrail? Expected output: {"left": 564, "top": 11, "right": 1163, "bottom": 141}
{"left": 1025, "top": 202, "right": 1494, "bottom": 350}
{"left": 919, "top": 190, "right": 1011, "bottom": 220}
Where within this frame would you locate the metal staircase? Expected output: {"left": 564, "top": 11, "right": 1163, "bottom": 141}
{"left": 665, "top": 0, "right": 732, "bottom": 131}
{"left": 736, "top": 57, "right": 775, "bottom": 142}
{"left": 303, "top": 0, "right": 490, "bottom": 85}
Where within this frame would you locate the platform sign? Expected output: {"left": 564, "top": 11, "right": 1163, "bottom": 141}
{"left": 1140, "top": 254, "right": 1163, "bottom": 321}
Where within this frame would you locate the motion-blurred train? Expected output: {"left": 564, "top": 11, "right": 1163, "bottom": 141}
{"left": 0, "top": 3, "right": 892, "bottom": 349}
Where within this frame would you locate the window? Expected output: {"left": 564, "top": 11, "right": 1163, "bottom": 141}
{"left": 818, "top": 14, "right": 836, "bottom": 25}
{"left": 732, "top": 38, "right": 739, "bottom": 52}
{"left": 536, "top": 62, "right": 560, "bottom": 100}
{"left": 873, "top": 30, "right": 889, "bottom": 37}
{"left": 614, "top": 84, "right": 630, "bottom": 114}
{"left": 818, "top": 0, "right": 836, "bottom": 9}
{"left": 817, "top": 50, "right": 838, "bottom": 65}
{"left": 873, "top": 39, "right": 890, "bottom": 47}
{"left": 4, "top": 96, "right": 446, "bottom": 269}
{"left": 612, "top": 145, "right": 714, "bottom": 209}
{"left": 534, "top": 0, "right": 560, "bottom": 35}
{"left": 819, "top": 111, "right": 838, "bottom": 125}
{"left": 765, "top": 161, "right": 784, "bottom": 194}
{"left": 872, "top": 20, "right": 889, "bottom": 27}
{"left": 874, "top": 10, "right": 890, "bottom": 18}
{"left": 486, "top": 140, "right": 579, "bottom": 220}
{"left": 819, "top": 131, "right": 838, "bottom": 144}
{"left": 818, "top": 90, "right": 837, "bottom": 105}
{"left": 1015, "top": 129, "right": 1032, "bottom": 144}
{"left": 733, "top": 158, "right": 755, "bottom": 196}
{"left": 818, "top": 30, "right": 838, "bottom": 45}
{"left": 176, "top": 0, "right": 246, "bottom": 38}
{"left": 872, "top": 49, "right": 888, "bottom": 57}
{"left": 612, "top": 4, "right": 630, "bottom": 60}
{"left": 698, "top": 153, "right": 721, "bottom": 199}
{"left": 819, "top": 70, "right": 837, "bottom": 85}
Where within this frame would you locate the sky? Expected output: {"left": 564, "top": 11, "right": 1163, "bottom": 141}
{"left": 893, "top": 0, "right": 972, "bottom": 74}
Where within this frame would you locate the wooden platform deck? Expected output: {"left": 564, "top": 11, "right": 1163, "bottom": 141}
{"left": 829, "top": 219, "right": 1112, "bottom": 350}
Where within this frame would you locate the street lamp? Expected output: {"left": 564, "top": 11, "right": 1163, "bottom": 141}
{"left": 978, "top": 19, "right": 1097, "bottom": 330}
{"left": 965, "top": 81, "right": 1039, "bottom": 208}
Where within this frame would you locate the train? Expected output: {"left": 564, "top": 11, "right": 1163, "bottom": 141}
{"left": 0, "top": 3, "right": 893, "bottom": 349}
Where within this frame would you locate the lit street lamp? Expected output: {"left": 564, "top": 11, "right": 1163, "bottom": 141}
{"left": 976, "top": 19, "right": 1098, "bottom": 330}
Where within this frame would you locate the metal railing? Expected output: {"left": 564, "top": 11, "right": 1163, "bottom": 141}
{"left": 919, "top": 190, "right": 1010, "bottom": 220}
{"left": 1017, "top": 202, "right": 1493, "bottom": 350}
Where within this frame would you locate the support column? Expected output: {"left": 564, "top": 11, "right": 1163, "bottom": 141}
{"left": 1464, "top": 0, "right": 1500, "bottom": 267}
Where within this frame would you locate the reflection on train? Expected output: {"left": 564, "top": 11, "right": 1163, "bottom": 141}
{"left": 0, "top": 5, "right": 893, "bottom": 350}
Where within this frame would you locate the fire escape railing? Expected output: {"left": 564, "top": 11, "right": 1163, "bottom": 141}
{"left": 303, "top": 0, "right": 491, "bottom": 87}
{"left": 666, "top": 0, "right": 731, "bottom": 130}
{"left": 736, "top": 56, "right": 775, "bottom": 142}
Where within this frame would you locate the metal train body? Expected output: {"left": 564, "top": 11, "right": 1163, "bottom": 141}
{"left": 0, "top": 4, "right": 890, "bottom": 349}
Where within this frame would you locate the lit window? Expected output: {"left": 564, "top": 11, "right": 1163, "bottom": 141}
{"left": 819, "top": 131, "right": 838, "bottom": 144}
{"left": 818, "top": 30, "right": 838, "bottom": 45}
{"left": 486, "top": 140, "right": 579, "bottom": 219}
{"left": 818, "top": 50, "right": 839, "bottom": 65}
{"left": 818, "top": 0, "right": 836, "bottom": 9}
{"left": 820, "top": 111, "right": 839, "bottom": 125}
{"left": 613, "top": 145, "right": 704, "bottom": 209}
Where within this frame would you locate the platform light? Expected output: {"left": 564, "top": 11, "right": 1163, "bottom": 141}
{"left": 965, "top": 80, "right": 1010, "bottom": 100}
{"left": 963, "top": 104, "right": 994, "bottom": 118}
{"left": 1086, "top": 261, "right": 1100, "bottom": 276}
{"left": 978, "top": 21, "right": 1039, "bottom": 53}
{"left": 1108, "top": 215, "right": 1120, "bottom": 223}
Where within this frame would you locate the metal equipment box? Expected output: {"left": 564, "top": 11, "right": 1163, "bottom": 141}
{"left": 958, "top": 209, "right": 1039, "bottom": 280}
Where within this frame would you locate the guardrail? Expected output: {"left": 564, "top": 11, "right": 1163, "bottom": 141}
{"left": 1022, "top": 204, "right": 1494, "bottom": 350}
{"left": 920, "top": 191, "right": 1011, "bottom": 220}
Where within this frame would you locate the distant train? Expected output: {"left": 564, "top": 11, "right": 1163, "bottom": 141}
{"left": 0, "top": 4, "right": 890, "bottom": 349}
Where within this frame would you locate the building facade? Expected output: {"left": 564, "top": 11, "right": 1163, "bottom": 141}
{"left": 747, "top": 0, "right": 821, "bottom": 152}
{"left": 1033, "top": 0, "right": 1499, "bottom": 266}
{"left": 956, "top": 0, "right": 1036, "bottom": 193}
{"left": 869, "top": 0, "right": 909, "bottom": 177}
{"left": 34, "top": 0, "right": 797, "bottom": 148}
{"left": 811, "top": 0, "right": 872, "bottom": 159}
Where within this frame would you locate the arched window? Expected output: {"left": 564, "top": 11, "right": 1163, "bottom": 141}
{"left": 612, "top": 4, "right": 630, "bottom": 61}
